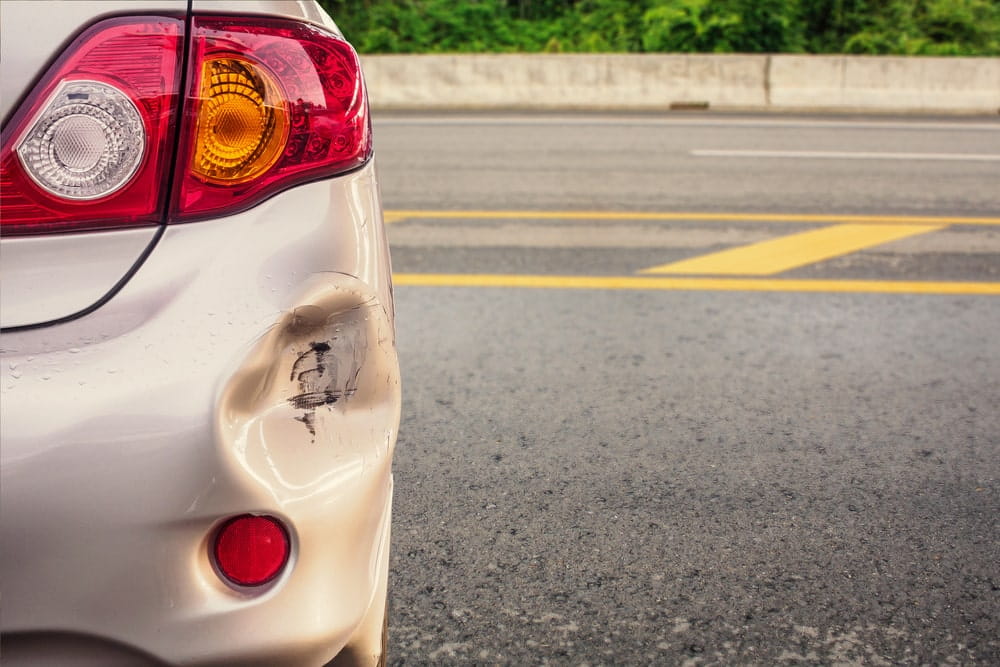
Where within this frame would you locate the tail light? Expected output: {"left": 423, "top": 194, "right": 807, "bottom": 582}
{"left": 173, "top": 16, "right": 371, "bottom": 221}
{"left": 0, "top": 17, "right": 183, "bottom": 235}
{"left": 0, "top": 14, "right": 372, "bottom": 236}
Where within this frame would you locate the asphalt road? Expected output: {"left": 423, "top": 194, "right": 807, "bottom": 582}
{"left": 374, "top": 113, "right": 1000, "bottom": 665}
{"left": 374, "top": 113, "right": 1000, "bottom": 215}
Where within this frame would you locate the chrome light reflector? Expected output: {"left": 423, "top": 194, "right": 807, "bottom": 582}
{"left": 16, "top": 80, "right": 145, "bottom": 200}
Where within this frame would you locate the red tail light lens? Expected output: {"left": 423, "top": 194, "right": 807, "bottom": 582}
{"left": 171, "top": 16, "right": 372, "bottom": 221}
{"left": 213, "top": 515, "right": 291, "bottom": 587}
{"left": 0, "top": 17, "right": 183, "bottom": 236}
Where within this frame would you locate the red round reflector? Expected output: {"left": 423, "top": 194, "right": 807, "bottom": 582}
{"left": 213, "top": 515, "right": 290, "bottom": 587}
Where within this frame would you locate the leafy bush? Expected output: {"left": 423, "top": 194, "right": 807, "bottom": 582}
{"left": 556, "top": 0, "right": 645, "bottom": 52}
{"left": 641, "top": 0, "right": 802, "bottom": 53}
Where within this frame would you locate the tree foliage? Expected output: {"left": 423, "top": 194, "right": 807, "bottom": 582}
{"left": 319, "top": 0, "right": 1000, "bottom": 55}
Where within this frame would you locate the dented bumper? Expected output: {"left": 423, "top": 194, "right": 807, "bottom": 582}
{"left": 0, "top": 164, "right": 399, "bottom": 665}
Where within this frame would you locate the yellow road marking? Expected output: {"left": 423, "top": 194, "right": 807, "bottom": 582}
{"left": 641, "top": 224, "right": 943, "bottom": 276}
{"left": 384, "top": 210, "right": 1000, "bottom": 226}
{"left": 393, "top": 273, "right": 1000, "bottom": 295}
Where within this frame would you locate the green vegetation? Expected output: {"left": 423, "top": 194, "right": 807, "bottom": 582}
{"left": 318, "top": 0, "right": 1000, "bottom": 55}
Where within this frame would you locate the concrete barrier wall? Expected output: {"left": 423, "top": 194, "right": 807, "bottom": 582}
{"left": 769, "top": 56, "right": 1000, "bottom": 113}
{"left": 362, "top": 53, "right": 1000, "bottom": 114}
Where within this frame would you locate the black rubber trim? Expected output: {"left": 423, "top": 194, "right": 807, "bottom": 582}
{"left": 160, "top": 2, "right": 195, "bottom": 226}
{"left": 1, "top": 224, "right": 166, "bottom": 333}
{"left": 0, "top": 2, "right": 194, "bottom": 334}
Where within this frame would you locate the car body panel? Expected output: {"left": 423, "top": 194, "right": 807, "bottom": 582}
{"left": 191, "top": 0, "right": 341, "bottom": 33}
{"left": 2, "top": 131, "right": 397, "bottom": 667}
{"left": 0, "top": 0, "right": 400, "bottom": 636}
{"left": 3, "top": 2, "right": 399, "bottom": 661}
{"left": 0, "top": 229, "right": 161, "bottom": 329}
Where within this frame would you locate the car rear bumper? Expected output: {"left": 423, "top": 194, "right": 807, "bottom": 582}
{"left": 0, "top": 163, "right": 400, "bottom": 665}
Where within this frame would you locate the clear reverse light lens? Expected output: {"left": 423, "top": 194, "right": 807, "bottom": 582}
{"left": 15, "top": 80, "right": 145, "bottom": 200}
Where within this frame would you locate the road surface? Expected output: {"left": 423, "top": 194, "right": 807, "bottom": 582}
{"left": 375, "top": 112, "right": 1000, "bottom": 664}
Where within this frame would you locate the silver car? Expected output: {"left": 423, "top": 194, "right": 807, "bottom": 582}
{"left": 1, "top": 1, "right": 400, "bottom": 664}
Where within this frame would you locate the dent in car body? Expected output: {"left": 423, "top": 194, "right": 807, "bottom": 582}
{"left": 218, "top": 276, "right": 399, "bottom": 494}
{"left": 212, "top": 275, "right": 399, "bottom": 664}
{"left": 1, "top": 156, "right": 398, "bottom": 664}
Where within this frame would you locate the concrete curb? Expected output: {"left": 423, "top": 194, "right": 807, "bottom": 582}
{"left": 361, "top": 54, "right": 1000, "bottom": 115}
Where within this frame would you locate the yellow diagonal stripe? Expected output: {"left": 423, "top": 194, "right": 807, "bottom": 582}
{"left": 392, "top": 273, "right": 1000, "bottom": 296}
{"left": 640, "top": 224, "right": 944, "bottom": 276}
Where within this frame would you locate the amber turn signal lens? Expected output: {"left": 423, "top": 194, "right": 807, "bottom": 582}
{"left": 191, "top": 57, "right": 288, "bottom": 185}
